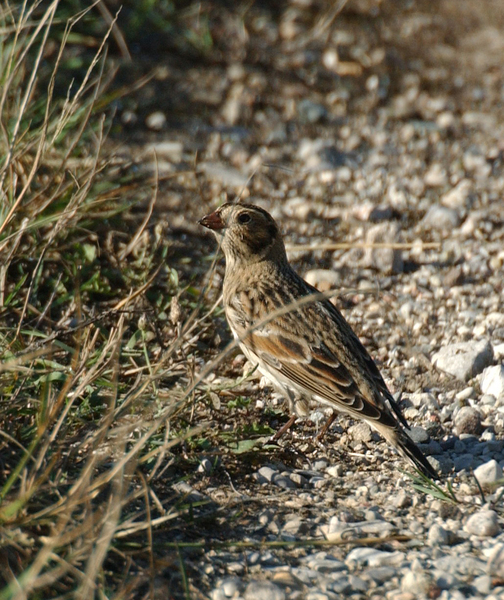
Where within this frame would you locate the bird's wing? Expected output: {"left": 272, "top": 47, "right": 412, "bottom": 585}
{"left": 315, "top": 297, "right": 409, "bottom": 429}
{"left": 246, "top": 322, "right": 397, "bottom": 428}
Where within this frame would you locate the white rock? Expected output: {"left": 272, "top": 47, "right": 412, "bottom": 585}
{"left": 304, "top": 269, "right": 341, "bottom": 291}
{"left": 455, "top": 387, "right": 475, "bottom": 401}
{"left": 423, "top": 204, "right": 461, "bottom": 230}
{"left": 480, "top": 365, "right": 504, "bottom": 399}
{"left": 424, "top": 163, "right": 447, "bottom": 187}
{"left": 431, "top": 339, "right": 493, "bottom": 381}
{"left": 364, "top": 222, "right": 403, "bottom": 274}
{"left": 427, "top": 523, "right": 450, "bottom": 546}
{"left": 408, "top": 392, "right": 439, "bottom": 409}
{"left": 346, "top": 548, "right": 404, "bottom": 567}
{"left": 473, "top": 459, "right": 503, "bottom": 487}
{"left": 220, "top": 577, "right": 242, "bottom": 598}
{"left": 441, "top": 179, "right": 472, "bottom": 209}
{"left": 487, "top": 543, "right": 504, "bottom": 577}
{"left": 244, "top": 580, "right": 285, "bottom": 600}
{"left": 401, "top": 560, "right": 431, "bottom": 594}
{"left": 464, "top": 509, "right": 500, "bottom": 537}
{"left": 145, "top": 141, "right": 183, "bottom": 162}
{"left": 145, "top": 111, "right": 166, "bottom": 131}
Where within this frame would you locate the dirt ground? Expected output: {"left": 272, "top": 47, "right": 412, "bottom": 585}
{"left": 104, "top": 1, "right": 504, "bottom": 597}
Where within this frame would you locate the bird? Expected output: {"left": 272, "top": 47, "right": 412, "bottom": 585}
{"left": 199, "top": 202, "right": 438, "bottom": 479}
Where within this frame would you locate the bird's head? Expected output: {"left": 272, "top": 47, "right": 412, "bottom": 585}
{"left": 199, "top": 203, "right": 287, "bottom": 267}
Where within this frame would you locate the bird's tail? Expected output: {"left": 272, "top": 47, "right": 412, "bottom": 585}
{"left": 374, "top": 423, "right": 439, "bottom": 480}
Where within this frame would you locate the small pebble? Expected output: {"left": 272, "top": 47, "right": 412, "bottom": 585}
{"left": 464, "top": 510, "right": 500, "bottom": 537}
{"left": 428, "top": 523, "right": 451, "bottom": 546}
{"left": 432, "top": 339, "right": 493, "bottom": 382}
{"left": 481, "top": 365, "right": 504, "bottom": 400}
{"left": 454, "top": 406, "right": 483, "bottom": 436}
{"left": 145, "top": 111, "right": 166, "bottom": 130}
{"left": 401, "top": 560, "right": 431, "bottom": 595}
{"left": 423, "top": 204, "right": 461, "bottom": 230}
{"left": 473, "top": 459, "right": 503, "bottom": 487}
{"left": 244, "top": 580, "right": 285, "bottom": 600}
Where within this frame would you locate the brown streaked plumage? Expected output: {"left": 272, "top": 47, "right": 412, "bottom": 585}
{"left": 199, "top": 202, "right": 438, "bottom": 479}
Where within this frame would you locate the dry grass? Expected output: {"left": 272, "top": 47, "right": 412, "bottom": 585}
{"left": 0, "top": 3, "right": 223, "bottom": 598}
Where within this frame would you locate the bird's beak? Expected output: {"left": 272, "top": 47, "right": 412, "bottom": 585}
{"left": 198, "top": 210, "right": 225, "bottom": 231}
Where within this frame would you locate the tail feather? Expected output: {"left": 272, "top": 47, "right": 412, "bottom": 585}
{"left": 374, "top": 423, "right": 439, "bottom": 480}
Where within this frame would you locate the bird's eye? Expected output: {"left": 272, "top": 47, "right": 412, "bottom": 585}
{"left": 237, "top": 212, "right": 251, "bottom": 224}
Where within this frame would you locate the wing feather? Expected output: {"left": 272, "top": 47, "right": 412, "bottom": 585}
{"left": 248, "top": 331, "right": 387, "bottom": 423}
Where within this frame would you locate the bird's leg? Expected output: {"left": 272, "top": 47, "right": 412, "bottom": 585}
{"left": 315, "top": 412, "right": 337, "bottom": 443}
{"left": 270, "top": 414, "right": 297, "bottom": 442}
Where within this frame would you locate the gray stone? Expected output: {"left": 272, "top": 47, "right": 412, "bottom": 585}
{"left": 453, "top": 453, "right": 475, "bottom": 471}
{"left": 409, "top": 391, "right": 439, "bottom": 409}
{"left": 220, "top": 577, "right": 242, "bottom": 598}
{"left": 417, "top": 439, "right": 442, "bottom": 455}
{"left": 291, "top": 566, "right": 318, "bottom": 584}
{"left": 434, "top": 555, "right": 486, "bottom": 575}
{"left": 257, "top": 467, "right": 279, "bottom": 482}
{"left": 272, "top": 474, "right": 297, "bottom": 489}
{"left": 434, "top": 571, "right": 459, "bottom": 589}
{"left": 441, "top": 179, "right": 472, "bottom": 209}
{"left": 401, "top": 561, "right": 431, "bottom": 595}
{"left": 429, "top": 454, "right": 454, "bottom": 474}
{"left": 472, "top": 574, "right": 493, "bottom": 595}
{"left": 393, "top": 489, "right": 411, "bottom": 508}
{"left": 474, "top": 459, "right": 503, "bottom": 487}
{"left": 481, "top": 428, "right": 497, "bottom": 441}
{"left": 408, "top": 426, "right": 430, "bottom": 444}
{"left": 305, "top": 593, "right": 333, "bottom": 600}
{"left": 327, "top": 576, "right": 352, "bottom": 594}
{"left": 244, "top": 580, "right": 285, "bottom": 600}
{"left": 310, "top": 476, "right": 326, "bottom": 489}
{"left": 364, "top": 222, "right": 403, "bottom": 274}
{"left": 431, "top": 339, "right": 493, "bottom": 381}
{"left": 326, "top": 464, "right": 345, "bottom": 478}
{"left": 348, "top": 575, "right": 368, "bottom": 593}
{"left": 364, "top": 507, "right": 382, "bottom": 521}
{"left": 282, "top": 516, "right": 308, "bottom": 536}
{"left": 481, "top": 365, "right": 504, "bottom": 399}
{"left": 172, "top": 482, "right": 207, "bottom": 503}
{"left": 307, "top": 557, "right": 347, "bottom": 573}
{"left": 487, "top": 543, "right": 504, "bottom": 578}
{"left": 454, "top": 406, "right": 483, "bottom": 436}
{"left": 297, "top": 99, "right": 327, "bottom": 124}
{"left": 464, "top": 509, "right": 500, "bottom": 537}
{"left": 348, "top": 422, "right": 372, "bottom": 443}
{"left": 364, "top": 566, "right": 396, "bottom": 583}
{"left": 427, "top": 523, "right": 450, "bottom": 546}
{"left": 226, "top": 562, "right": 244, "bottom": 574}
{"left": 289, "top": 472, "right": 307, "bottom": 487}
{"left": 481, "top": 394, "right": 498, "bottom": 406}
{"left": 423, "top": 204, "right": 461, "bottom": 230}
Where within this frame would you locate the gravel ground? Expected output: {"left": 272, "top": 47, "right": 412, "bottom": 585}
{"left": 113, "top": 1, "right": 504, "bottom": 598}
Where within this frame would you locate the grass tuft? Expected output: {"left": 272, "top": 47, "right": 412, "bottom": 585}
{"left": 0, "top": 2, "right": 220, "bottom": 597}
